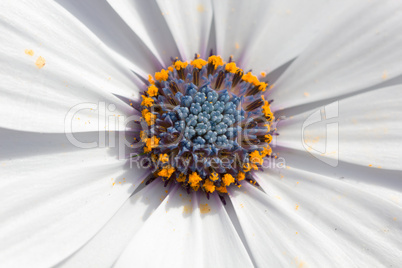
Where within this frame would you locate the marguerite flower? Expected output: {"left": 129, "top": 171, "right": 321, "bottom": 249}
{"left": 1, "top": 0, "right": 402, "bottom": 267}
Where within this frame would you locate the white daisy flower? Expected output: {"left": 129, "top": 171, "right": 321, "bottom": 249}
{"left": 1, "top": 0, "right": 402, "bottom": 267}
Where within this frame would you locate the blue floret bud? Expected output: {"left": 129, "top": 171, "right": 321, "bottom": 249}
{"left": 181, "top": 96, "right": 192, "bottom": 107}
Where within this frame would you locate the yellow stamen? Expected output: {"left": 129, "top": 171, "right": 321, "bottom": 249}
{"left": 155, "top": 69, "right": 169, "bottom": 81}
{"left": 190, "top": 58, "right": 208, "bottom": 69}
{"left": 208, "top": 55, "right": 224, "bottom": 69}
{"left": 216, "top": 185, "right": 228, "bottom": 193}
{"left": 203, "top": 179, "right": 216, "bottom": 193}
{"left": 265, "top": 134, "right": 272, "bottom": 143}
{"left": 142, "top": 109, "right": 156, "bottom": 126}
{"left": 158, "top": 165, "right": 175, "bottom": 179}
{"left": 141, "top": 95, "right": 154, "bottom": 107}
{"left": 147, "top": 85, "right": 159, "bottom": 97}
{"left": 141, "top": 109, "right": 148, "bottom": 118}
{"left": 159, "top": 154, "right": 169, "bottom": 163}
{"left": 250, "top": 151, "right": 264, "bottom": 165}
{"left": 225, "top": 62, "right": 238, "bottom": 73}
{"left": 222, "top": 174, "right": 235, "bottom": 186}
{"left": 209, "top": 172, "right": 219, "bottom": 181}
{"left": 144, "top": 136, "right": 160, "bottom": 153}
{"left": 243, "top": 163, "right": 252, "bottom": 172}
{"left": 266, "top": 112, "right": 274, "bottom": 121}
{"left": 174, "top": 60, "right": 188, "bottom": 70}
{"left": 140, "top": 130, "right": 147, "bottom": 142}
{"left": 177, "top": 173, "right": 186, "bottom": 183}
{"left": 261, "top": 146, "right": 272, "bottom": 157}
{"left": 242, "top": 72, "right": 260, "bottom": 86}
{"left": 168, "top": 66, "right": 174, "bottom": 73}
{"left": 192, "top": 185, "right": 200, "bottom": 191}
{"left": 148, "top": 75, "right": 155, "bottom": 85}
{"left": 237, "top": 172, "right": 245, "bottom": 181}
{"left": 258, "top": 82, "right": 268, "bottom": 92}
{"left": 261, "top": 95, "right": 273, "bottom": 120}
{"left": 188, "top": 172, "right": 202, "bottom": 189}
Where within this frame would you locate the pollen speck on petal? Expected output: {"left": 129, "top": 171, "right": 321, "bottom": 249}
{"left": 382, "top": 70, "right": 388, "bottom": 80}
{"left": 197, "top": 4, "right": 205, "bottom": 13}
{"left": 35, "top": 56, "right": 46, "bottom": 69}
{"left": 199, "top": 203, "right": 211, "bottom": 214}
{"left": 24, "top": 49, "right": 34, "bottom": 56}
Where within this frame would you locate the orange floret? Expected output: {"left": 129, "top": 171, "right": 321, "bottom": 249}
{"left": 174, "top": 60, "right": 188, "bottom": 70}
{"left": 177, "top": 173, "right": 186, "bottom": 183}
{"left": 203, "top": 179, "right": 216, "bottom": 193}
{"left": 155, "top": 69, "right": 169, "bottom": 81}
{"left": 158, "top": 165, "right": 175, "bottom": 179}
{"left": 242, "top": 72, "right": 260, "bottom": 86}
{"left": 144, "top": 136, "right": 160, "bottom": 153}
{"left": 237, "top": 172, "right": 246, "bottom": 181}
{"left": 188, "top": 172, "right": 203, "bottom": 189}
{"left": 258, "top": 82, "right": 268, "bottom": 92}
{"left": 261, "top": 146, "right": 272, "bottom": 157}
{"left": 148, "top": 75, "right": 155, "bottom": 85}
{"left": 140, "top": 130, "right": 148, "bottom": 142}
{"left": 265, "top": 134, "right": 272, "bottom": 143}
{"left": 216, "top": 185, "right": 228, "bottom": 193}
{"left": 222, "top": 174, "right": 235, "bottom": 186}
{"left": 159, "top": 154, "right": 169, "bottom": 163}
{"left": 243, "top": 163, "right": 252, "bottom": 172}
{"left": 225, "top": 62, "right": 239, "bottom": 73}
{"left": 208, "top": 55, "right": 224, "bottom": 69}
{"left": 142, "top": 109, "right": 156, "bottom": 126}
{"left": 147, "top": 85, "right": 158, "bottom": 97}
{"left": 261, "top": 95, "right": 273, "bottom": 120}
{"left": 191, "top": 58, "right": 208, "bottom": 69}
{"left": 141, "top": 95, "right": 154, "bottom": 107}
{"left": 209, "top": 172, "right": 219, "bottom": 181}
{"left": 250, "top": 151, "right": 264, "bottom": 166}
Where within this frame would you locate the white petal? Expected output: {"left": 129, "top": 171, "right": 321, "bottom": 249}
{"left": 213, "top": 0, "right": 352, "bottom": 71}
{"left": 275, "top": 85, "right": 402, "bottom": 170}
{"left": 0, "top": 0, "right": 142, "bottom": 133}
{"left": 0, "top": 149, "right": 147, "bottom": 268}
{"left": 270, "top": 0, "right": 402, "bottom": 111}
{"left": 212, "top": 0, "right": 271, "bottom": 63}
{"left": 0, "top": 129, "right": 100, "bottom": 159}
{"left": 254, "top": 168, "right": 402, "bottom": 267}
{"left": 52, "top": 0, "right": 164, "bottom": 77}
{"left": 229, "top": 183, "right": 358, "bottom": 267}
{"left": 114, "top": 186, "right": 253, "bottom": 268}
{"left": 156, "top": 0, "right": 213, "bottom": 60}
{"left": 107, "top": 0, "right": 181, "bottom": 67}
{"left": 59, "top": 180, "right": 167, "bottom": 268}
{"left": 246, "top": 0, "right": 355, "bottom": 73}
{"left": 269, "top": 147, "right": 402, "bottom": 209}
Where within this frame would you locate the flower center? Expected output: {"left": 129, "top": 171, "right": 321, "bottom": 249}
{"left": 134, "top": 54, "right": 275, "bottom": 198}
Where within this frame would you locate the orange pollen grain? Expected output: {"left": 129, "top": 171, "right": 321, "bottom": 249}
{"left": 35, "top": 56, "right": 46, "bottom": 69}
{"left": 25, "top": 49, "right": 34, "bottom": 56}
